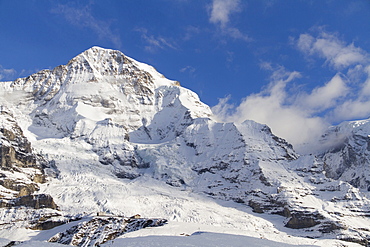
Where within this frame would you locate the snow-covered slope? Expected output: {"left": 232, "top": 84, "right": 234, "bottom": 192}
{"left": 1, "top": 46, "right": 370, "bottom": 246}
{"left": 318, "top": 119, "right": 370, "bottom": 191}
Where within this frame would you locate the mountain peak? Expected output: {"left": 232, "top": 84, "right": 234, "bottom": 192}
{"left": 79, "top": 46, "right": 128, "bottom": 64}
{"left": 66, "top": 46, "right": 177, "bottom": 88}
{"left": 66, "top": 46, "right": 133, "bottom": 77}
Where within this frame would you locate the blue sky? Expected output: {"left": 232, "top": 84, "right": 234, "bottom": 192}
{"left": 1, "top": 0, "right": 370, "bottom": 149}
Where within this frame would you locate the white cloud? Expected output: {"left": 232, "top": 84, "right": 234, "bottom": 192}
{"left": 209, "top": 0, "right": 241, "bottom": 28}
{"left": 212, "top": 65, "right": 331, "bottom": 153}
{"left": 212, "top": 95, "right": 235, "bottom": 122}
{"left": 296, "top": 34, "right": 315, "bottom": 54}
{"left": 183, "top": 26, "right": 201, "bottom": 41}
{"left": 332, "top": 99, "right": 370, "bottom": 122}
{"left": 328, "top": 65, "right": 370, "bottom": 122}
{"left": 208, "top": 0, "right": 251, "bottom": 42}
{"left": 295, "top": 30, "right": 370, "bottom": 123}
{"left": 212, "top": 64, "right": 369, "bottom": 153}
{"left": 51, "top": 4, "right": 121, "bottom": 48}
{"left": 297, "top": 31, "right": 368, "bottom": 70}
{"left": 213, "top": 31, "right": 370, "bottom": 153}
{"left": 212, "top": 65, "right": 328, "bottom": 152}
{"left": 226, "top": 51, "right": 234, "bottom": 63}
{"left": 347, "top": 64, "right": 366, "bottom": 83}
{"left": 359, "top": 65, "right": 370, "bottom": 97}
{"left": 225, "top": 27, "right": 251, "bottom": 42}
{"left": 136, "top": 28, "right": 177, "bottom": 53}
{"left": 179, "top": 66, "right": 196, "bottom": 75}
{"left": 298, "top": 73, "right": 348, "bottom": 112}
{"left": 0, "top": 65, "right": 16, "bottom": 81}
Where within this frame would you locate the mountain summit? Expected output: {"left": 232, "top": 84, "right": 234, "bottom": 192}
{"left": 1, "top": 47, "right": 370, "bottom": 246}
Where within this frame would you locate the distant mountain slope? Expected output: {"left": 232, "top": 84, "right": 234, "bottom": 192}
{"left": 318, "top": 119, "right": 370, "bottom": 191}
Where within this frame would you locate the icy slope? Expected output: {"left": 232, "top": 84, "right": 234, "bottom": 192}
{"left": 0, "top": 46, "right": 369, "bottom": 246}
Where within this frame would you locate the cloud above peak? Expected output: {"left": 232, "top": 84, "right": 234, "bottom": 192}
{"left": 0, "top": 65, "right": 16, "bottom": 81}
{"left": 297, "top": 32, "right": 368, "bottom": 70}
{"left": 212, "top": 65, "right": 327, "bottom": 152}
{"left": 213, "top": 30, "right": 370, "bottom": 154}
{"left": 209, "top": 0, "right": 241, "bottom": 28}
{"left": 298, "top": 73, "right": 348, "bottom": 112}
{"left": 208, "top": 0, "right": 251, "bottom": 42}
{"left": 51, "top": 4, "right": 121, "bottom": 48}
{"left": 135, "top": 28, "right": 178, "bottom": 53}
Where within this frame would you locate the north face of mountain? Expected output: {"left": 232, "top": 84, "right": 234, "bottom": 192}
{"left": 0, "top": 47, "right": 370, "bottom": 246}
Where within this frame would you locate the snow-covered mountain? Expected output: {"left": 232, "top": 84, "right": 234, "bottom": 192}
{"left": 1, "top": 46, "right": 370, "bottom": 246}
{"left": 319, "top": 119, "right": 370, "bottom": 191}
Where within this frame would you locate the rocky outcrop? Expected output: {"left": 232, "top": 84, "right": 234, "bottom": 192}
{"left": 0, "top": 194, "right": 57, "bottom": 210}
{"left": 0, "top": 178, "right": 39, "bottom": 196}
{"left": 30, "top": 214, "right": 82, "bottom": 230}
{"left": 0, "top": 109, "right": 58, "bottom": 211}
{"left": 48, "top": 216, "right": 167, "bottom": 246}
{"left": 0, "top": 109, "right": 44, "bottom": 168}
{"left": 13, "top": 194, "right": 58, "bottom": 209}
{"left": 285, "top": 212, "right": 322, "bottom": 229}
{"left": 0, "top": 112, "right": 38, "bottom": 171}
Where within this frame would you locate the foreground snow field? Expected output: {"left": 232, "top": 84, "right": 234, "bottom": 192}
{"left": 1, "top": 232, "right": 318, "bottom": 247}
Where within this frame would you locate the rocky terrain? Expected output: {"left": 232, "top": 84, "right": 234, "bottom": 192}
{"left": 48, "top": 216, "right": 167, "bottom": 246}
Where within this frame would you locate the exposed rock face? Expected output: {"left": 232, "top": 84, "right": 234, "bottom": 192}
{"left": 27, "top": 213, "right": 82, "bottom": 231}
{"left": 11, "top": 194, "right": 58, "bottom": 209}
{"left": 0, "top": 178, "right": 39, "bottom": 197}
{"left": 285, "top": 212, "right": 322, "bottom": 229}
{"left": 0, "top": 109, "right": 56, "bottom": 204}
{"left": 0, "top": 108, "right": 61, "bottom": 233}
{"left": 1, "top": 193, "right": 53, "bottom": 208}
{"left": 0, "top": 111, "right": 37, "bottom": 171}
{"left": 48, "top": 216, "right": 167, "bottom": 246}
